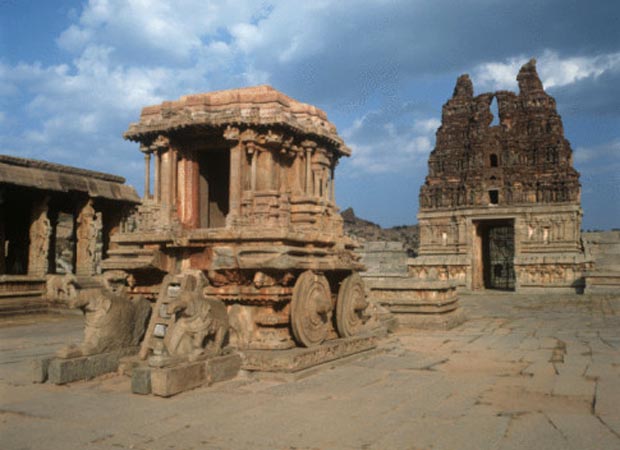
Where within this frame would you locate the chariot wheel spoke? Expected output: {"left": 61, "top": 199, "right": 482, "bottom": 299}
{"left": 336, "top": 273, "right": 368, "bottom": 338}
{"left": 290, "top": 271, "right": 332, "bottom": 347}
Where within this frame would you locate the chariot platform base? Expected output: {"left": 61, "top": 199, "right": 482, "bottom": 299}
{"left": 240, "top": 333, "right": 378, "bottom": 377}
{"left": 131, "top": 352, "right": 242, "bottom": 397}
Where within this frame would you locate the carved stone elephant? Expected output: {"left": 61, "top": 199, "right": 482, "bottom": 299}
{"left": 56, "top": 271, "right": 151, "bottom": 358}
{"left": 164, "top": 272, "right": 229, "bottom": 361}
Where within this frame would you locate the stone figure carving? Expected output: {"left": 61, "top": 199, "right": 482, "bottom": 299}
{"left": 55, "top": 271, "right": 151, "bottom": 358}
{"left": 76, "top": 199, "right": 103, "bottom": 275}
{"left": 164, "top": 272, "right": 229, "bottom": 360}
{"left": 46, "top": 273, "right": 78, "bottom": 302}
{"left": 28, "top": 196, "right": 51, "bottom": 275}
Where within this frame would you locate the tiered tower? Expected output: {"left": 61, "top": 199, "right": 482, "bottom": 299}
{"left": 412, "top": 60, "right": 586, "bottom": 292}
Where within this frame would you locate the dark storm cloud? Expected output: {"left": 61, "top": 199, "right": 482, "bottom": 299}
{"left": 553, "top": 64, "right": 620, "bottom": 118}
{"left": 252, "top": 0, "right": 620, "bottom": 107}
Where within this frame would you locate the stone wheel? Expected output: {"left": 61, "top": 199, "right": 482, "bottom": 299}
{"left": 336, "top": 273, "right": 368, "bottom": 337}
{"left": 291, "top": 271, "right": 333, "bottom": 347}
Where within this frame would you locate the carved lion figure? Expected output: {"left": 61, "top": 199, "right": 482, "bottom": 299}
{"left": 55, "top": 271, "right": 151, "bottom": 358}
{"left": 164, "top": 272, "right": 229, "bottom": 361}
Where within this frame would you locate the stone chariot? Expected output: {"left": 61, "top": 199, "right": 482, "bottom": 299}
{"left": 104, "top": 86, "right": 372, "bottom": 371}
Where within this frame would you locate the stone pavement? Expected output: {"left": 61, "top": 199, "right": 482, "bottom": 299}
{"left": 1, "top": 292, "right": 620, "bottom": 450}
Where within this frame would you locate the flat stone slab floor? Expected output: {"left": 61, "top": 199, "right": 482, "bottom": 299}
{"left": 2, "top": 292, "right": 620, "bottom": 450}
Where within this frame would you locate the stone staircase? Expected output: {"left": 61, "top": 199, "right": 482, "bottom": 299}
{"left": 583, "top": 231, "right": 620, "bottom": 294}
{"left": 0, "top": 275, "right": 47, "bottom": 316}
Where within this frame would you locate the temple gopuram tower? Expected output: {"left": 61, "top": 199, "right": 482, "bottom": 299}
{"left": 411, "top": 60, "right": 586, "bottom": 292}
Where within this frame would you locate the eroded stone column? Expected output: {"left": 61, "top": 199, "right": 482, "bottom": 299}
{"left": 143, "top": 151, "right": 151, "bottom": 200}
{"left": 160, "top": 150, "right": 171, "bottom": 209}
{"left": 305, "top": 147, "right": 313, "bottom": 195}
{"left": 171, "top": 148, "right": 178, "bottom": 208}
{"left": 154, "top": 150, "right": 162, "bottom": 203}
{"left": 249, "top": 144, "right": 258, "bottom": 192}
{"left": 291, "top": 150, "right": 303, "bottom": 195}
{"left": 28, "top": 196, "right": 51, "bottom": 276}
{"left": 179, "top": 151, "right": 200, "bottom": 228}
{"left": 257, "top": 148, "right": 276, "bottom": 191}
{"left": 228, "top": 143, "right": 243, "bottom": 224}
{"left": 330, "top": 165, "right": 336, "bottom": 203}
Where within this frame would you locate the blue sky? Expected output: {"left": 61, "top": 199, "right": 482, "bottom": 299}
{"left": 1, "top": 0, "right": 619, "bottom": 229}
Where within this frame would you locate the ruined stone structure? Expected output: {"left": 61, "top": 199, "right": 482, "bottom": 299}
{"left": 360, "top": 241, "right": 463, "bottom": 329}
{"left": 412, "top": 60, "right": 586, "bottom": 292}
{"left": 104, "top": 86, "right": 371, "bottom": 366}
{"left": 0, "top": 155, "right": 140, "bottom": 314}
{"left": 583, "top": 231, "right": 620, "bottom": 294}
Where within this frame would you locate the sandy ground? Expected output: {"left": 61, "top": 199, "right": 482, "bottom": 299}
{"left": 1, "top": 292, "right": 619, "bottom": 450}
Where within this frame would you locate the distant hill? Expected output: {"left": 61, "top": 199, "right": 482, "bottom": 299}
{"left": 341, "top": 208, "right": 419, "bottom": 256}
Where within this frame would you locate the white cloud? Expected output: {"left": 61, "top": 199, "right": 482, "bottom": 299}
{"left": 2, "top": 0, "right": 619, "bottom": 196}
{"left": 574, "top": 139, "right": 620, "bottom": 164}
{"left": 230, "top": 23, "right": 264, "bottom": 54}
{"left": 413, "top": 118, "right": 441, "bottom": 135}
{"left": 342, "top": 109, "right": 439, "bottom": 175}
{"left": 473, "top": 50, "right": 620, "bottom": 91}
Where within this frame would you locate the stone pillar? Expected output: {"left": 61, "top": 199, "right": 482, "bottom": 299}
{"left": 305, "top": 148, "right": 313, "bottom": 196}
{"left": 257, "top": 148, "right": 276, "bottom": 191}
{"left": 330, "top": 165, "right": 336, "bottom": 203}
{"left": 75, "top": 199, "right": 102, "bottom": 277}
{"left": 171, "top": 148, "right": 178, "bottom": 208}
{"left": 249, "top": 144, "right": 258, "bottom": 192}
{"left": 160, "top": 150, "right": 171, "bottom": 209}
{"left": 27, "top": 196, "right": 51, "bottom": 276}
{"left": 154, "top": 150, "right": 162, "bottom": 203}
{"left": 228, "top": 143, "right": 243, "bottom": 224}
{"left": 179, "top": 151, "right": 200, "bottom": 228}
{"left": 291, "top": 151, "right": 303, "bottom": 195}
{"left": 143, "top": 151, "right": 151, "bottom": 200}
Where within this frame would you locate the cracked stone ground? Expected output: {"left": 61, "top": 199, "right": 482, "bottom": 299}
{"left": 1, "top": 293, "right": 620, "bottom": 450}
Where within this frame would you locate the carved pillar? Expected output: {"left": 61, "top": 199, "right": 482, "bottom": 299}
{"left": 160, "top": 149, "right": 171, "bottom": 209}
{"left": 305, "top": 147, "right": 313, "bottom": 195}
{"left": 291, "top": 150, "right": 303, "bottom": 195}
{"left": 143, "top": 150, "right": 151, "bottom": 200}
{"left": 28, "top": 196, "right": 51, "bottom": 276}
{"left": 249, "top": 143, "right": 258, "bottom": 192}
{"left": 75, "top": 199, "right": 101, "bottom": 277}
{"left": 257, "top": 148, "right": 276, "bottom": 191}
{"left": 228, "top": 143, "right": 243, "bottom": 223}
{"left": 171, "top": 148, "right": 178, "bottom": 207}
{"left": 154, "top": 149, "right": 162, "bottom": 203}
{"left": 330, "top": 164, "right": 336, "bottom": 203}
{"left": 179, "top": 151, "right": 200, "bottom": 228}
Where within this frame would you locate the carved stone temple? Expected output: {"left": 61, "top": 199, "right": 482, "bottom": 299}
{"left": 103, "top": 85, "right": 373, "bottom": 381}
{"left": 411, "top": 60, "right": 587, "bottom": 293}
{"left": 0, "top": 155, "right": 140, "bottom": 314}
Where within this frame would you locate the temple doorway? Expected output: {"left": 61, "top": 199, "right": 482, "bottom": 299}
{"left": 472, "top": 219, "right": 515, "bottom": 291}
{"left": 1, "top": 187, "right": 31, "bottom": 275}
{"left": 198, "top": 149, "right": 230, "bottom": 228}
